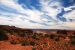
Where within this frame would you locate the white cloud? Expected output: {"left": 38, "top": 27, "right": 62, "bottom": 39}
{"left": 40, "top": 0, "right": 62, "bottom": 20}
{"left": 0, "top": 0, "right": 75, "bottom": 29}
{"left": 0, "top": 0, "right": 44, "bottom": 28}
{"left": 63, "top": 10, "right": 75, "bottom": 21}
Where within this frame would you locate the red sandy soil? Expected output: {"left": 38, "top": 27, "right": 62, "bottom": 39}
{"left": 0, "top": 41, "right": 33, "bottom": 50}
{"left": 0, "top": 25, "right": 75, "bottom": 50}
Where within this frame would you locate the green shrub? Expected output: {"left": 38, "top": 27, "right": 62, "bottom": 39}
{"left": 0, "top": 30, "right": 8, "bottom": 41}
{"left": 38, "top": 33, "right": 43, "bottom": 37}
{"left": 40, "top": 48, "right": 43, "bottom": 50}
{"left": 49, "top": 34, "right": 55, "bottom": 39}
{"left": 32, "top": 34, "right": 37, "bottom": 39}
{"left": 32, "top": 48, "right": 36, "bottom": 50}
{"left": 18, "top": 30, "right": 33, "bottom": 37}
{"left": 54, "top": 36, "right": 59, "bottom": 41}
{"left": 44, "top": 34, "right": 49, "bottom": 38}
{"left": 21, "top": 40, "right": 30, "bottom": 46}
{"left": 44, "top": 42, "right": 48, "bottom": 46}
{"left": 57, "top": 30, "right": 67, "bottom": 35}
{"left": 30, "top": 41, "right": 36, "bottom": 46}
{"left": 70, "top": 40, "right": 75, "bottom": 45}
{"left": 70, "top": 35, "right": 75, "bottom": 45}
{"left": 19, "top": 32, "right": 30, "bottom": 37}
{"left": 10, "top": 40, "right": 17, "bottom": 44}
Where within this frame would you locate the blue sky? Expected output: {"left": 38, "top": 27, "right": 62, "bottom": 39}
{"left": 18, "top": 0, "right": 41, "bottom": 10}
{"left": 61, "top": 0, "right": 75, "bottom": 7}
{"left": 0, "top": 0, "right": 75, "bottom": 29}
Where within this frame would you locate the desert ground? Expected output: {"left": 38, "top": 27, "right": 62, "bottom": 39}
{"left": 0, "top": 25, "right": 75, "bottom": 50}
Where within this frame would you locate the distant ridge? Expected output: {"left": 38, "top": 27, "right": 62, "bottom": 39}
{"left": 0, "top": 25, "right": 75, "bottom": 31}
{"left": 0, "top": 25, "right": 75, "bottom": 34}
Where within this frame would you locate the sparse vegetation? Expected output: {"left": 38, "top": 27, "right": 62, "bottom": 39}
{"left": 49, "top": 34, "right": 55, "bottom": 39}
{"left": 57, "top": 30, "right": 67, "bottom": 35}
{"left": 32, "top": 33, "right": 37, "bottom": 39}
{"left": 32, "top": 48, "right": 36, "bottom": 50}
{"left": 71, "top": 40, "right": 75, "bottom": 45}
{"left": 0, "top": 30, "right": 8, "bottom": 41}
{"left": 54, "top": 37, "right": 59, "bottom": 41}
{"left": 70, "top": 35, "right": 75, "bottom": 45}
{"left": 0, "top": 25, "right": 75, "bottom": 50}
{"left": 10, "top": 40, "right": 17, "bottom": 44}
{"left": 18, "top": 32, "right": 27, "bottom": 37}
{"left": 21, "top": 40, "right": 30, "bottom": 46}
{"left": 38, "top": 33, "right": 43, "bottom": 37}
{"left": 43, "top": 42, "right": 48, "bottom": 46}
{"left": 30, "top": 41, "right": 36, "bottom": 46}
{"left": 44, "top": 34, "right": 49, "bottom": 37}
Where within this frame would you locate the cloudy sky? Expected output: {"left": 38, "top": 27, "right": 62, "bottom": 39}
{"left": 0, "top": 0, "right": 75, "bottom": 29}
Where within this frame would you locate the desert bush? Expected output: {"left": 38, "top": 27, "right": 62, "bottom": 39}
{"left": 0, "top": 29, "right": 5, "bottom": 33}
{"left": 39, "top": 48, "right": 43, "bottom": 50}
{"left": 32, "top": 34, "right": 37, "bottom": 39}
{"left": 10, "top": 40, "right": 17, "bottom": 44}
{"left": 0, "top": 30, "right": 8, "bottom": 41}
{"left": 21, "top": 40, "right": 30, "bottom": 46}
{"left": 70, "top": 35, "right": 75, "bottom": 45}
{"left": 38, "top": 33, "right": 44, "bottom": 37}
{"left": 44, "top": 42, "right": 48, "bottom": 46}
{"left": 70, "top": 40, "right": 75, "bottom": 45}
{"left": 57, "top": 30, "right": 67, "bottom": 35}
{"left": 24, "top": 30, "right": 33, "bottom": 35}
{"left": 44, "top": 34, "right": 49, "bottom": 38}
{"left": 49, "top": 34, "right": 56, "bottom": 39}
{"left": 8, "top": 30, "right": 14, "bottom": 35}
{"left": 54, "top": 36, "right": 59, "bottom": 41}
{"left": 49, "top": 34, "right": 60, "bottom": 41}
{"left": 32, "top": 48, "right": 36, "bottom": 50}
{"left": 30, "top": 41, "right": 36, "bottom": 46}
{"left": 18, "top": 32, "right": 27, "bottom": 37}
{"left": 18, "top": 30, "right": 33, "bottom": 37}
